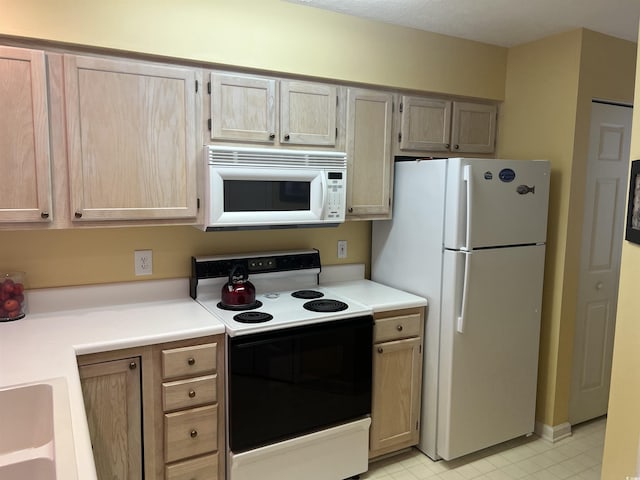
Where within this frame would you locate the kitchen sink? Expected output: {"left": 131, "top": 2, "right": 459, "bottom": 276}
{"left": 0, "top": 383, "right": 54, "bottom": 455}
{"left": 0, "top": 458, "right": 56, "bottom": 480}
{"left": 0, "top": 378, "right": 78, "bottom": 480}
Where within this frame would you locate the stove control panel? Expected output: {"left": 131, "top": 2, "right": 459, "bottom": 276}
{"left": 247, "top": 257, "right": 277, "bottom": 272}
{"left": 190, "top": 250, "right": 322, "bottom": 299}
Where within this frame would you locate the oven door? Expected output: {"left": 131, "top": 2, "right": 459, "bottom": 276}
{"left": 228, "top": 315, "right": 373, "bottom": 453}
{"left": 208, "top": 165, "right": 329, "bottom": 229}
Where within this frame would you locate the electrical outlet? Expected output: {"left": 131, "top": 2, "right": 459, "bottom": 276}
{"left": 134, "top": 250, "right": 153, "bottom": 276}
{"left": 337, "top": 240, "right": 347, "bottom": 259}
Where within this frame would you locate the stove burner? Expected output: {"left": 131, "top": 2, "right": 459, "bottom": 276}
{"left": 233, "top": 311, "right": 274, "bottom": 323}
{"left": 303, "top": 299, "right": 348, "bottom": 313}
{"left": 291, "top": 290, "right": 324, "bottom": 300}
{"left": 217, "top": 300, "right": 263, "bottom": 311}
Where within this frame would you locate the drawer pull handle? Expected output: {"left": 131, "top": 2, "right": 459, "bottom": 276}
{"left": 377, "top": 347, "right": 383, "bottom": 354}
{"left": 397, "top": 325, "right": 403, "bottom": 331}
{"left": 190, "top": 429, "right": 198, "bottom": 438}
{"left": 188, "top": 389, "right": 196, "bottom": 398}
{"left": 187, "top": 357, "right": 196, "bottom": 366}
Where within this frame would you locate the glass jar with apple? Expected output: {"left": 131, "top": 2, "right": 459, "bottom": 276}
{"left": 0, "top": 272, "right": 26, "bottom": 322}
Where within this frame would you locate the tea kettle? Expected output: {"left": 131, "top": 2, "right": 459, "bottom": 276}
{"left": 221, "top": 264, "right": 256, "bottom": 307}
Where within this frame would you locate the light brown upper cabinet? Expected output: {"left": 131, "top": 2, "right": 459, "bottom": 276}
{"left": 64, "top": 54, "right": 199, "bottom": 222}
{"left": 345, "top": 88, "right": 394, "bottom": 220}
{"left": 399, "top": 96, "right": 452, "bottom": 152}
{"left": 398, "top": 96, "right": 497, "bottom": 154}
{"left": 450, "top": 101, "right": 497, "bottom": 153}
{"left": 0, "top": 46, "right": 53, "bottom": 223}
{"left": 208, "top": 72, "right": 339, "bottom": 147}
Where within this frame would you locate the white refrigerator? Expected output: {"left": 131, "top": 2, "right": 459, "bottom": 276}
{"left": 372, "top": 158, "right": 550, "bottom": 461}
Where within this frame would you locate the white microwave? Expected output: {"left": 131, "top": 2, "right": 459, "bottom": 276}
{"left": 201, "top": 146, "right": 347, "bottom": 230}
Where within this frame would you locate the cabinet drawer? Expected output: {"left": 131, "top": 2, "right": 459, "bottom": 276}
{"left": 162, "top": 343, "right": 217, "bottom": 379}
{"left": 165, "top": 453, "right": 218, "bottom": 480}
{"left": 165, "top": 404, "right": 218, "bottom": 463}
{"left": 163, "top": 375, "right": 217, "bottom": 412}
{"left": 374, "top": 312, "right": 423, "bottom": 342}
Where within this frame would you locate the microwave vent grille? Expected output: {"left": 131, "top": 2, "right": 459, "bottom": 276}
{"left": 207, "top": 146, "right": 347, "bottom": 169}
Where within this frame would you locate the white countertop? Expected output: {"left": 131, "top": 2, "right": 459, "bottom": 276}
{"left": 320, "top": 264, "right": 428, "bottom": 312}
{"left": 324, "top": 279, "right": 427, "bottom": 312}
{"left": 0, "top": 271, "right": 426, "bottom": 479}
{"left": 0, "top": 278, "right": 225, "bottom": 480}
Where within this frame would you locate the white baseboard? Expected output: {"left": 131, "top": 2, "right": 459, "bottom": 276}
{"left": 534, "top": 421, "right": 572, "bottom": 442}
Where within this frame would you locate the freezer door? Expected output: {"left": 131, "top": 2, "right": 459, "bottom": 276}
{"left": 444, "top": 158, "right": 550, "bottom": 249}
{"left": 437, "top": 245, "right": 545, "bottom": 460}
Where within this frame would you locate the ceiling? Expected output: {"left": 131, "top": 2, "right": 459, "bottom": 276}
{"left": 284, "top": 0, "right": 640, "bottom": 47}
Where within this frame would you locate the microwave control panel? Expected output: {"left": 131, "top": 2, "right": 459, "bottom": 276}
{"left": 326, "top": 171, "right": 346, "bottom": 220}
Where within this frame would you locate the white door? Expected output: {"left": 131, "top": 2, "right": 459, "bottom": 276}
{"left": 438, "top": 245, "right": 545, "bottom": 460}
{"left": 444, "top": 159, "right": 551, "bottom": 249}
{"left": 569, "top": 101, "right": 633, "bottom": 425}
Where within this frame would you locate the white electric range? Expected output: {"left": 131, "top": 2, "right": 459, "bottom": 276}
{"left": 190, "top": 250, "right": 374, "bottom": 480}
{"left": 190, "top": 249, "right": 373, "bottom": 336}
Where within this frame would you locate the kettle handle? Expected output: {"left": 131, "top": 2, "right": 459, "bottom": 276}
{"left": 229, "top": 264, "right": 248, "bottom": 283}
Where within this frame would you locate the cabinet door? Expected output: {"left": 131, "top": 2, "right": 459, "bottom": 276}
{"left": 64, "top": 55, "right": 198, "bottom": 221}
{"left": 370, "top": 337, "right": 422, "bottom": 456}
{"left": 79, "top": 357, "right": 142, "bottom": 480}
{"left": 0, "top": 46, "right": 52, "bottom": 223}
{"left": 210, "top": 73, "right": 276, "bottom": 143}
{"left": 346, "top": 88, "right": 394, "bottom": 219}
{"left": 280, "top": 80, "right": 337, "bottom": 146}
{"left": 450, "top": 101, "right": 497, "bottom": 153}
{"left": 399, "top": 96, "right": 451, "bottom": 151}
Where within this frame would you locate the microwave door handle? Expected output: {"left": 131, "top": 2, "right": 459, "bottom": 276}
{"left": 319, "top": 173, "right": 327, "bottom": 218}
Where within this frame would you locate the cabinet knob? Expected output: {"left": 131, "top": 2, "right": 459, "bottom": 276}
{"left": 187, "top": 357, "right": 196, "bottom": 366}
{"left": 74, "top": 211, "right": 83, "bottom": 218}
{"left": 269, "top": 133, "right": 275, "bottom": 140}
{"left": 445, "top": 143, "right": 450, "bottom": 149}
{"left": 396, "top": 324, "right": 403, "bottom": 331}
{"left": 190, "top": 429, "right": 198, "bottom": 438}
{"left": 129, "top": 362, "right": 137, "bottom": 370}
{"left": 454, "top": 144, "right": 459, "bottom": 150}
{"left": 377, "top": 347, "right": 383, "bottom": 354}
{"left": 284, "top": 134, "right": 290, "bottom": 141}
{"left": 348, "top": 207, "right": 353, "bottom": 213}
{"left": 188, "top": 389, "right": 196, "bottom": 398}
{"left": 40, "top": 211, "right": 50, "bottom": 219}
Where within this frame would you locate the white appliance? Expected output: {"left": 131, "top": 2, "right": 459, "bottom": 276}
{"left": 372, "top": 158, "right": 550, "bottom": 461}
{"left": 191, "top": 250, "right": 373, "bottom": 480}
{"left": 201, "top": 146, "right": 347, "bottom": 231}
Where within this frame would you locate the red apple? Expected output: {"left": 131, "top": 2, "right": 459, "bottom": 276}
{"left": 3, "top": 298, "right": 20, "bottom": 312}
{"left": 13, "top": 283, "right": 24, "bottom": 295}
{"left": 2, "top": 279, "right": 15, "bottom": 295}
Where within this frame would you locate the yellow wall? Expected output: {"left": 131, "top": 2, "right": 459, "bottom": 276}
{"left": 602, "top": 22, "right": 640, "bottom": 479}
{"left": 0, "top": 0, "right": 506, "bottom": 100}
{"left": 0, "top": 0, "right": 507, "bottom": 289}
{"left": 497, "top": 29, "right": 636, "bottom": 427}
{"left": 0, "top": 222, "right": 370, "bottom": 289}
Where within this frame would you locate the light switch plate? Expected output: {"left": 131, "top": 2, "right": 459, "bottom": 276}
{"left": 337, "top": 240, "right": 347, "bottom": 259}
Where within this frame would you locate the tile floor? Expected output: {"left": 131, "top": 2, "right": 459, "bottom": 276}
{"left": 362, "top": 417, "right": 606, "bottom": 480}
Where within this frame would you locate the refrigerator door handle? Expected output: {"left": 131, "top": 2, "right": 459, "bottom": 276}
{"left": 463, "top": 164, "right": 473, "bottom": 251}
{"left": 457, "top": 250, "right": 471, "bottom": 334}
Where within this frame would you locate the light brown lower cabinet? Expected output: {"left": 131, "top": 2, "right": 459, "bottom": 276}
{"left": 369, "top": 308, "right": 424, "bottom": 459}
{"left": 77, "top": 334, "right": 224, "bottom": 480}
{"left": 79, "top": 357, "right": 143, "bottom": 480}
